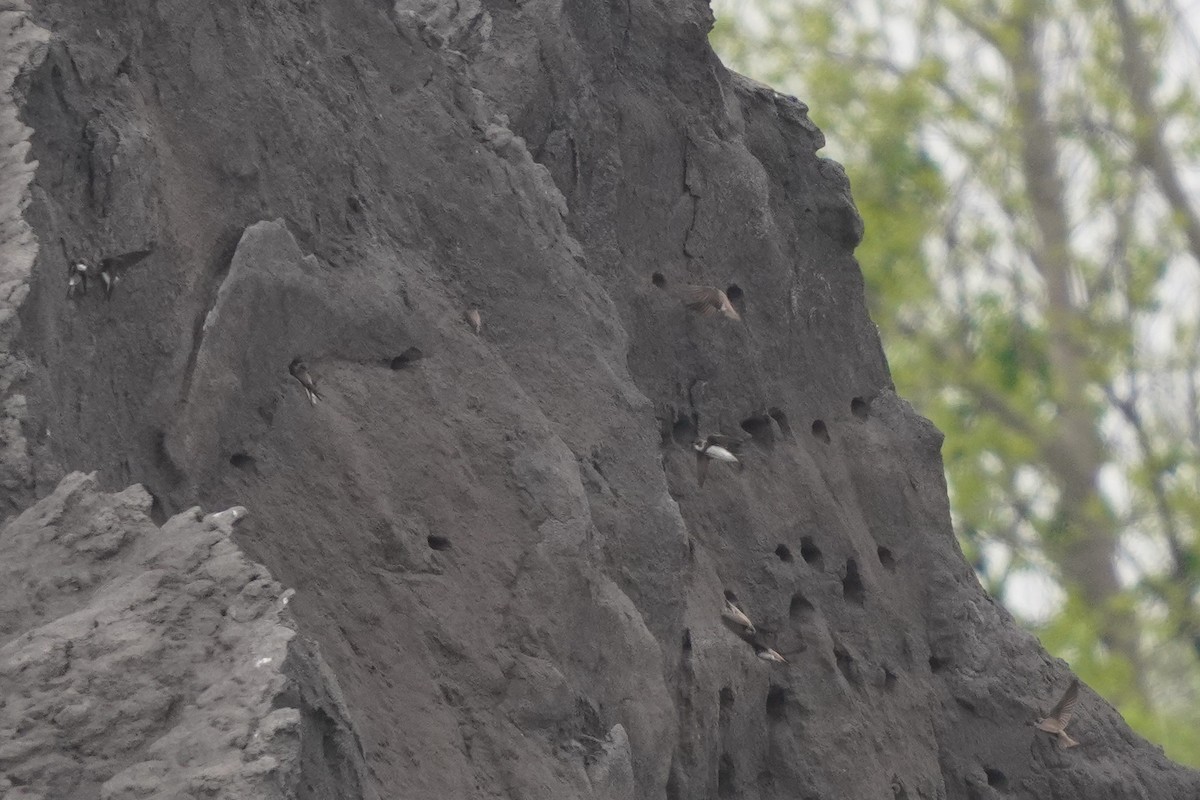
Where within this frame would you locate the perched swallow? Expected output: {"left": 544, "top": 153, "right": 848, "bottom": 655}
{"left": 289, "top": 358, "right": 322, "bottom": 405}
{"left": 751, "top": 642, "right": 788, "bottom": 664}
{"left": 1035, "top": 678, "right": 1080, "bottom": 748}
{"left": 693, "top": 436, "right": 741, "bottom": 486}
{"left": 99, "top": 270, "right": 120, "bottom": 299}
{"left": 97, "top": 246, "right": 154, "bottom": 299}
{"left": 66, "top": 254, "right": 91, "bottom": 297}
{"left": 721, "top": 596, "right": 756, "bottom": 638}
{"left": 465, "top": 308, "right": 483, "bottom": 335}
{"left": 67, "top": 270, "right": 85, "bottom": 298}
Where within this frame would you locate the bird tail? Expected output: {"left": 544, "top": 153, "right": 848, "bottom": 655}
{"left": 1060, "top": 731, "right": 1079, "bottom": 749}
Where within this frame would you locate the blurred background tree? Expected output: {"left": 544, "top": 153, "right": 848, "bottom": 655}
{"left": 710, "top": 0, "right": 1200, "bottom": 764}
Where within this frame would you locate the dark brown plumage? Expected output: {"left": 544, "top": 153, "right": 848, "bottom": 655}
{"left": 98, "top": 245, "right": 155, "bottom": 299}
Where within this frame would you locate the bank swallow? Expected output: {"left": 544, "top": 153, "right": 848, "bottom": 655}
{"left": 693, "top": 435, "right": 741, "bottom": 486}
{"left": 721, "top": 595, "right": 756, "bottom": 638}
{"left": 1035, "top": 678, "right": 1080, "bottom": 748}
{"left": 97, "top": 246, "right": 155, "bottom": 300}
{"left": 289, "top": 358, "right": 322, "bottom": 405}
{"left": 652, "top": 274, "right": 741, "bottom": 320}
{"left": 752, "top": 642, "right": 788, "bottom": 664}
{"left": 682, "top": 284, "right": 741, "bottom": 321}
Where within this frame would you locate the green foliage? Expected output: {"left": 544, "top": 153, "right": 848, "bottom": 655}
{"left": 711, "top": 0, "right": 1200, "bottom": 766}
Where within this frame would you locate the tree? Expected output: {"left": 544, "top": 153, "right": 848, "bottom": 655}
{"left": 710, "top": 0, "right": 1200, "bottom": 764}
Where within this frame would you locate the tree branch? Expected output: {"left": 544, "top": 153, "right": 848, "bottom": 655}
{"left": 1111, "top": 0, "right": 1200, "bottom": 268}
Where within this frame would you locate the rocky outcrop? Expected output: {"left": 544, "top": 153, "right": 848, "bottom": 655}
{"left": 0, "top": 2, "right": 50, "bottom": 514}
{"left": 0, "top": 473, "right": 367, "bottom": 799}
{"left": 2, "top": 0, "right": 1198, "bottom": 798}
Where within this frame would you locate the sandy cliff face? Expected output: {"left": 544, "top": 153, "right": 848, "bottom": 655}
{"left": 2, "top": 0, "right": 1198, "bottom": 797}
{"left": 0, "top": 474, "right": 366, "bottom": 799}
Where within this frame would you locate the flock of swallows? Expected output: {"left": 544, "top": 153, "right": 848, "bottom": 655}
{"left": 726, "top": 592, "right": 1082, "bottom": 747}
{"left": 257, "top": 265, "right": 1085, "bottom": 740}
{"left": 722, "top": 592, "right": 787, "bottom": 664}
{"left": 654, "top": 272, "right": 1086, "bottom": 747}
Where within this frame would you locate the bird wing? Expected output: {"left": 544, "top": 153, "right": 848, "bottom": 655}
{"left": 1049, "top": 679, "right": 1080, "bottom": 727}
{"left": 724, "top": 601, "right": 755, "bottom": 631}
{"left": 682, "top": 285, "right": 727, "bottom": 315}
{"left": 100, "top": 245, "right": 155, "bottom": 272}
{"left": 290, "top": 362, "right": 315, "bottom": 388}
{"left": 695, "top": 450, "right": 708, "bottom": 486}
{"left": 717, "top": 294, "right": 741, "bottom": 321}
{"left": 706, "top": 433, "right": 743, "bottom": 450}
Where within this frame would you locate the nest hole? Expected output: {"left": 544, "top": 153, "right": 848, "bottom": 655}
{"left": 719, "top": 686, "right": 735, "bottom": 709}
{"left": 671, "top": 414, "right": 698, "bottom": 446}
{"left": 929, "top": 655, "right": 951, "bottom": 673}
{"left": 426, "top": 535, "right": 452, "bottom": 551}
{"left": 725, "top": 284, "right": 744, "bottom": 302}
{"left": 651, "top": 271, "right": 666, "bottom": 287}
{"left": 229, "top": 452, "right": 256, "bottom": 472}
{"left": 877, "top": 546, "right": 896, "bottom": 571}
{"left": 984, "top": 768, "right": 1007, "bottom": 789}
{"left": 842, "top": 559, "right": 865, "bottom": 605}
{"left": 390, "top": 346, "right": 425, "bottom": 369}
{"left": 740, "top": 415, "right": 775, "bottom": 447}
{"left": 800, "top": 536, "right": 823, "bottom": 567}
{"left": 789, "top": 592, "right": 814, "bottom": 619}
{"left": 148, "top": 490, "right": 169, "bottom": 526}
{"left": 768, "top": 407, "right": 792, "bottom": 437}
{"left": 883, "top": 668, "right": 898, "bottom": 691}
{"left": 835, "top": 647, "right": 859, "bottom": 685}
{"left": 657, "top": 417, "right": 674, "bottom": 447}
{"left": 811, "top": 419, "right": 831, "bottom": 444}
{"left": 765, "top": 685, "right": 788, "bottom": 721}
{"left": 723, "top": 589, "right": 739, "bottom": 602}
{"left": 682, "top": 628, "right": 692, "bottom": 654}
{"left": 718, "top": 754, "right": 735, "bottom": 798}
{"left": 851, "top": 396, "right": 871, "bottom": 420}
{"left": 775, "top": 544, "right": 793, "bottom": 562}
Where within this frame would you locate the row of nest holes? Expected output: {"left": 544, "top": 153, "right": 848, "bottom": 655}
{"left": 774, "top": 538, "right": 896, "bottom": 573}
{"left": 669, "top": 398, "right": 872, "bottom": 451}
{"left": 715, "top": 662, "right": 899, "bottom": 729}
